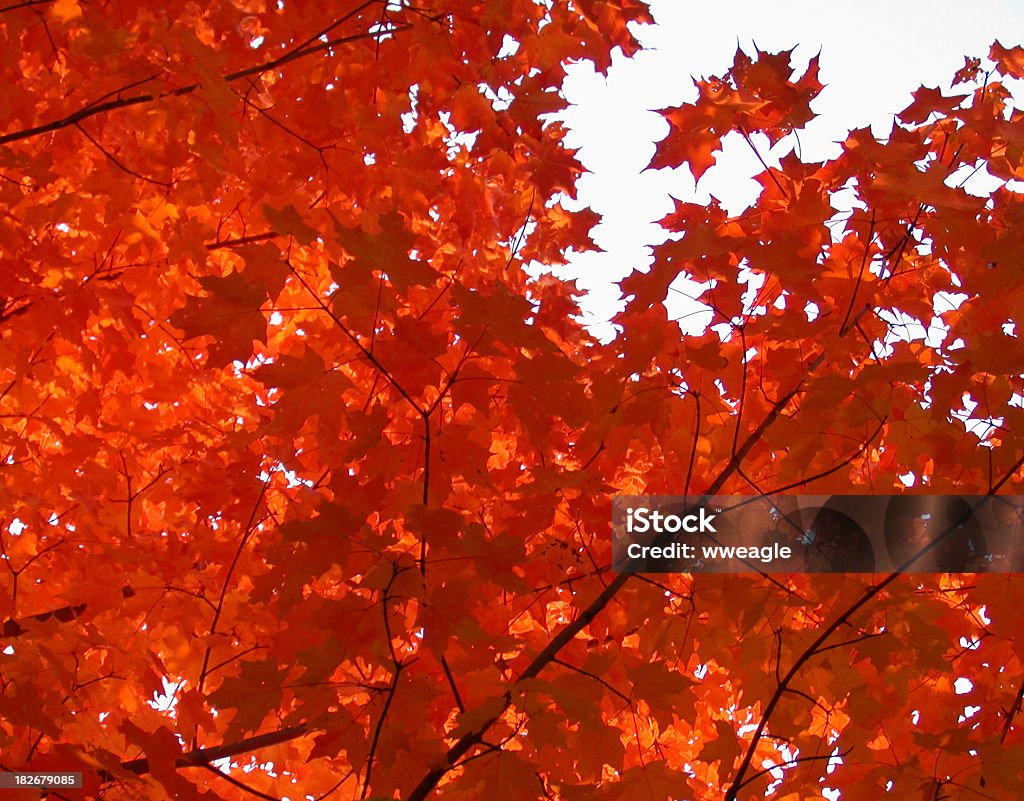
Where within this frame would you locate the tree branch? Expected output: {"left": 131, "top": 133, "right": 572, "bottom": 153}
{"left": 197, "top": 478, "right": 270, "bottom": 694}
{"left": 0, "top": 0, "right": 50, "bottom": 14}
{"left": 0, "top": 7, "right": 398, "bottom": 148}
{"left": 74, "top": 122, "right": 171, "bottom": 187}
{"left": 405, "top": 384, "right": 806, "bottom": 801}
{"left": 200, "top": 763, "right": 280, "bottom": 801}
{"left": 1001, "top": 673, "right": 1024, "bottom": 744}
{"left": 723, "top": 450, "right": 1024, "bottom": 800}
{"left": 205, "top": 231, "right": 279, "bottom": 250}
{"left": 733, "top": 748, "right": 852, "bottom": 792}
{"left": 361, "top": 569, "right": 405, "bottom": 799}
{"left": 287, "top": 262, "right": 425, "bottom": 415}
{"left": 100, "top": 723, "right": 310, "bottom": 781}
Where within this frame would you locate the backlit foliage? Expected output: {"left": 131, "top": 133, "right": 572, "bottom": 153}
{"left": 0, "top": 2, "right": 1022, "bottom": 800}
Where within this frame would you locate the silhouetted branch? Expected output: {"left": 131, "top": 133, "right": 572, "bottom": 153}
{"left": 405, "top": 384, "right": 806, "bottom": 801}
{"left": 101, "top": 723, "right": 311, "bottom": 782}
{"left": 1002, "top": 674, "right": 1024, "bottom": 743}
{"left": 200, "top": 763, "right": 280, "bottom": 801}
{"left": 0, "top": 6, "right": 404, "bottom": 147}
{"left": 723, "top": 450, "right": 1024, "bottom": 801}
{"left": 734, "top": 748, "right": 852, "bottom": 792}
{"left": 196, "top": 478, "right": 271, "bottom": 694}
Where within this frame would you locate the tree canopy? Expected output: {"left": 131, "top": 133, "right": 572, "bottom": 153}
{"left": 1, "top": 1, "right": 1023, "bottom": 800}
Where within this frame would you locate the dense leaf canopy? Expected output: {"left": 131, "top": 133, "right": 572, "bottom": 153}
{"left": 1, "top": 2, "right": 1023, "bottom": 800}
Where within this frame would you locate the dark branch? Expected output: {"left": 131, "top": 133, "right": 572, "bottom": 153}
{"left": 0, "top": 6, "right": 400, "bottom": 148}
{"left": 101, "top": 723, "right": 310, "bottom": 781}
{"left": 206, "top": 231, "right": 279, "bottom": 250}
{"left": 723, "top": 450, "right": 1024, "bottom": 800}
{"left": 197, "top": 478, "right": 270, "bottom": 694}
{"left": 74, "top": 122, "right": 172, "bottom": 187}
{"left": 405, "top": 384, "right": 806, "bottom": 801}
{"left": 734, "top": 749, "right": 852, "bottom": 792}
{"left": 1001, "top": 674, "right": 1024, "bottom": 744}
{"left": 361, "top": 570, "right": 404, "bottom": 799}
{"left": 200, "top": 763, "right": 280, "bottom": 801}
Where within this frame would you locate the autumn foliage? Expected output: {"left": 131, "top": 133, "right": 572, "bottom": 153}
{"left": 1, "top": 1, "right": 1024, "bottom": 799}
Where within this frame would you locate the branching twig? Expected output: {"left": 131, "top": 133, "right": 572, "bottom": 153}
{"left": 723, "top": 451, "right": 1024, "bottom": 800}
{"left": 0, "top": 13, "right": 404, "bottom": 147}
{"left": 738, "top": 125, "right": 787, "bottom": 199}
{"left": 197, "top": 478, "right": 271, "bottom": 694}
{"left": 74, "top": 122, "right": 171, "bottom": 188}
{"left": 733, "top": 748, "right": 852, "bottom": 792}
{"left": 101, "top": 723, "right": 311, "bottom": 781}
{"left": 205, "top": 232, "right": 278, "bottom": 250}
{"left": 288, "top": 262, "right": 425, "bottom": 415}
{"left": 405, "top": 384, "right": 806, "bottom": 801}
{"left": 738, "top": 416, "right": 885, "bottom": 496}
{"left": 0, "top": 0, "right": 50, "bottom": 14}
{"left": 361, "top": 568, "right": 405, "bottom": 799}
{"left": 551, "top": 656, "right": 631, "bottom": 703}
{"left": 838, "top": 211, "right": 875, "bottom": 337}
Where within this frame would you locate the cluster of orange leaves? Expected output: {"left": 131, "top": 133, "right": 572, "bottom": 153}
{"left": 0, "top": 1, "right": 1023, "bottom": 800}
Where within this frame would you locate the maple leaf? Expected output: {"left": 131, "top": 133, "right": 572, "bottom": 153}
{"left": 50, "top": 0, "right": 82, "bottom": 23}
{"left": 651, "top": 77, "right": 763, "bottom": 179}
{"left": 898, "top": 85, "right": 968, "bottom": 125}
{"left": 169, "top": 270, "right": 273, "bottom": 368}
{"left": 651, "top": 48, "right": 823, "bottom": 180}
{"left": 333, "top": 211, "right": 437, "bottom": 294}
{"left": 990, "top": 40, "right": 1024, "bottom": 78}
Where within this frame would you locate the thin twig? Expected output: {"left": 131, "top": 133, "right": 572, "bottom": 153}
{"left": 206, "top": 232, "right": 278, "bottom": 250}
{"left": 405, "top": 383, "right": 806, "bottom": 801}
{"left": 551, "top": 656, "right": 631, "bottom": 703}
{"left": 361, "top": 568, "right": 405, "bottom": 799}
{"left": 1001, "top": 674, "right": 1024, "bottom": 743}
{"left": 723, "top": 451, "right": 1024, "bottom": 800}
{"left": 440, "top": 655, "right": 465, "bottom": 713}
{"left": 200, "top": 763, "right": 280, "bottom": 801}
{"left": 738, "top": 125, "right": 787, "bottom": 199}
{"left": 838, "top": 211, "right": 875, "bottom": 337}
{"left": 101, "top": 724, "right": 311, "bottom": 781}
{"left": 0, "top": 18, "right": 405, "bottom": 147}
{"left": 74, "top": 122, "right": 171, "bottom": 187}
{"left": 0, "top": 0, "right": 49, "bottom": 14}
{"left": 288, "top": 262, "right": 425, "bottom": 415}
{"left": 197, "top": 478, "right": 271, "bottom": 694}
{"left": 734, "top": 749, "right": 852, "bottom": 792}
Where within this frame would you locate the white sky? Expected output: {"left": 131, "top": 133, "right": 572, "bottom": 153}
{"left": 555, "top": 0, "right": 1024, "bottom": 338}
